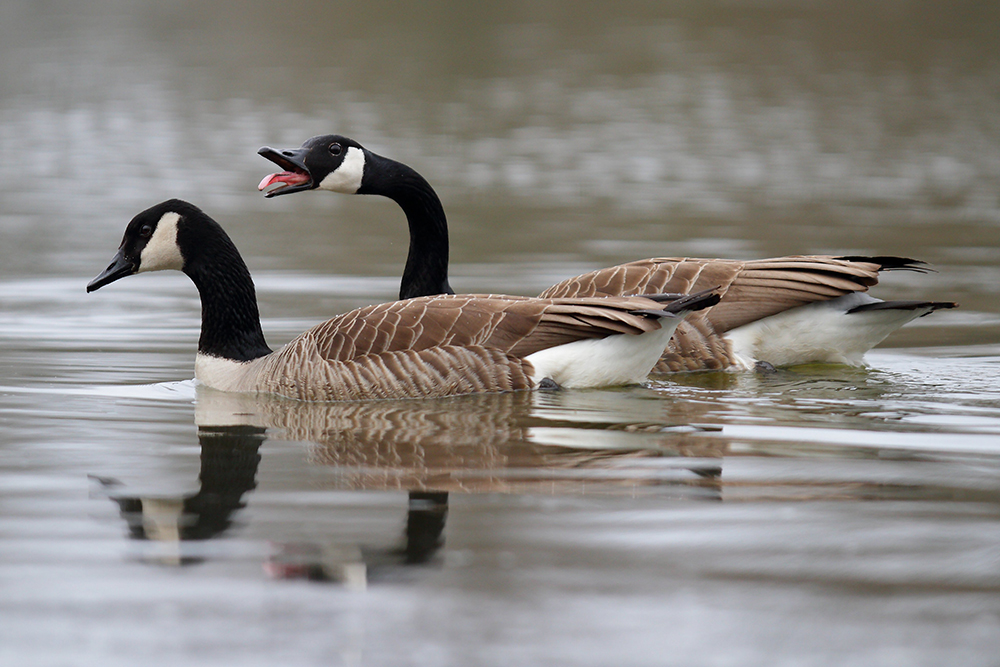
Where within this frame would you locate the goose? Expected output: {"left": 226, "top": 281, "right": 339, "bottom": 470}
{"left": 258, "top": 134, "right": 957, "bottom": 371}
{"left": 87, "top": 199, "right": 720, "bottom": 402}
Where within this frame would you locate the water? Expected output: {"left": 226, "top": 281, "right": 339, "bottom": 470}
{"left": 2, "top": 1, "right": 1000, "bottom": 665}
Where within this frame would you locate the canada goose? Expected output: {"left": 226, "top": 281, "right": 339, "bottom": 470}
{"left": 258, "top": 134, "right": 957, "bottom": 371}
{"left": 87, "top": 200, "right": 720, "bottom": 401}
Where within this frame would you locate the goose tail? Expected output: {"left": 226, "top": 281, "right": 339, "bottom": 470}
{"left": 630, "top": 287, "right": 723, "bottom": 319}
{"left": 846, "top": 299, "right": 958, "bottom": 316}
{"left": 725, "top": 294, "right": 958, "bottom": 369}
{"left": 834, "top": 255, "right": 935, "bottom": 273}
{"left": 526, "top": 289, "right": 721, "bottom": 388}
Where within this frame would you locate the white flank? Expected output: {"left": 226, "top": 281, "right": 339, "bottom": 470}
{"left": 138, "top": 212, "right": 184, "bottom": 272}
{"left": 317, "top": 146, "right": 366, "bottom": 194}
{"left": 526, "top": 315, "right": 682, "bottom": 388}
{"left": 725, "top": 293, "right": 932, "bottom": 368}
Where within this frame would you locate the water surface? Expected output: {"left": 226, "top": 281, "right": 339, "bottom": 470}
{"left": 2, "top": 2, "right": 999, "bottom": 665}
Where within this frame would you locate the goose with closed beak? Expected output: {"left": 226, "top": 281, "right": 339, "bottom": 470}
{"left": 259, "top": 134, "right": 957, "bottom": 371}
{"left": 87, "top": 200, "right": 720, "bottom": 402}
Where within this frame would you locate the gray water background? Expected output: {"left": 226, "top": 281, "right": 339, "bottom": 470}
{"left": 2, "top": 2, "right": 999, "bottom": 665}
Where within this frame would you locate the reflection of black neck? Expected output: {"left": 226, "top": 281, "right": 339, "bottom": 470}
{"left": 113, "top": 425, "right": 265, "bottom": 543}
{"left": 358, "top": 152, "right": 454, "bottom": 300}
{"left": 404, "top": 491, "right": 449, "bottom": 564}
{"left": 183, "top": 425, "right": 265, "bottom": 539}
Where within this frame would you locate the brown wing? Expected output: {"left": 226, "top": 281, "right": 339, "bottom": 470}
{"left": 539, "top": 257, "right": 714, "bottom": 299}
{"left": 300, "top": 293, "right": 672, "bottom": 363}
{"left": 253, "top": 292, "right": 692, "bottom": 401}
{"left": 539, "top": 255, "right": 893, "bottom": 333}
{"left": 706, "top": 256, "right": 884, "bottom": 331}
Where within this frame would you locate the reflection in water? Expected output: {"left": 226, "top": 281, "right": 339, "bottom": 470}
{"left": 92, "top": 372, "right": 1000, "bottom": 584}
{"left": 94, "top": 386, "right": 729, "bottom": 577}
{"left": 261, "top": 490, "right": 449, "bottom": 585}
{"left": 198, "top": 387, "right": 726, "bottom": 496}
{"left": 94, "top": 424, "right": 265, "bottom": 565}
{"left": 404, "top": 491, "right": 449, "bottom": 565}
{"left": 95, "top": 420, "right": 454, "bottom": 579}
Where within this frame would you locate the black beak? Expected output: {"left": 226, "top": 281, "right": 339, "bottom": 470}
{"left": 87, "top": 248, "right": 137, "bottom": 292}
{"left": 257, "top": 146, "right": 315, "bottom": 198}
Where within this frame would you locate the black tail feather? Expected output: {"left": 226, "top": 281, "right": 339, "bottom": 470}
{"left": 632, "top": 287, "right": 722, "bottom": 319}
{"left": 847, "top": 300, "right": 958, "bottom": 315}
{"left": 834, "top": 256, "right": 935, "bottom": 273}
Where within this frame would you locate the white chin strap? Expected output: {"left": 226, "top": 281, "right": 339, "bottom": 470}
{"left": 317, "top": 146, "right": 365, "bottom": 194}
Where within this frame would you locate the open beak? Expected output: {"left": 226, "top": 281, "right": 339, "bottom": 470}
{"left": 257, "top": 146, "right": 314, "bottom": 197}
{"left": 87, "top": 248, "right": 137, "bottom": 292}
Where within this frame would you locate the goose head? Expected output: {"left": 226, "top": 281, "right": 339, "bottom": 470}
{"left": 86, "top": 199, "right": 197, "bottom": 292}
{"left": 258, "top": 133, "right": 453, "bottom": 301}
{"left": 88, "top": 200, "right": 270, "bottom": 361}
{"left": 257, "top": 134, "right": 367, "bottom": 197}
{"left": 87, "top": 199, "right": 242, "bottom": 292}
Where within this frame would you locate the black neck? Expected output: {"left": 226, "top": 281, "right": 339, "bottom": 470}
{"left": 180, "top": 223, "right": 272, "bottom": 361}
{"left": 357, "top": 152, "right": 454, "bottom": 300}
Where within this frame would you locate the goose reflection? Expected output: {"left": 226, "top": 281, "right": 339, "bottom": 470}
{"left": 95, "top": 422, "right": 453, "bottom": 575}
{"left": 98, "top": 386, "right": 727, "bottom": 578}
{"left": 92, "top": 423, "right": 265, "bottom": 567}
{"left": 198, "top": 387, "right": 726, "bottom": 495}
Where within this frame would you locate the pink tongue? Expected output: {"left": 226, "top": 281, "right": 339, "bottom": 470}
{"left": 258, "top": 171, "right": 310, "bottom": 191}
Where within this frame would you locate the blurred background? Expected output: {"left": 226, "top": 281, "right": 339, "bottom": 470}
{"left": 0, "top": 0, "right": 996, "bottom": 322}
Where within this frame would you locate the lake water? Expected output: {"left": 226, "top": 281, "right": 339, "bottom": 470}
{"left": 2, "top": 2, "right": 999, "bottom": 665}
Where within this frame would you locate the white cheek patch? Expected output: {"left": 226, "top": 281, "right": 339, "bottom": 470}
{"left": 139, "top": 212, "right": 184, "bottom": 273}
{"left": 318, "top": 146, "right": 366, "bottom": 194}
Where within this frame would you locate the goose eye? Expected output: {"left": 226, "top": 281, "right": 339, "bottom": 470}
{"left": 139, "top": 224, "right": 153, "bottom": 238}
{"left": 329, "top": 142, "right": 343, "bottom": 156}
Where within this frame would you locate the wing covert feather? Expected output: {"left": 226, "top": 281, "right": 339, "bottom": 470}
{"left": 297, "top": 293, "right": 676, "bottom": 364}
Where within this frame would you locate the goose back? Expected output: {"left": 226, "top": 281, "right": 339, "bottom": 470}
{"left": 538, "top": 255, "right": 894, "bottom": 332}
